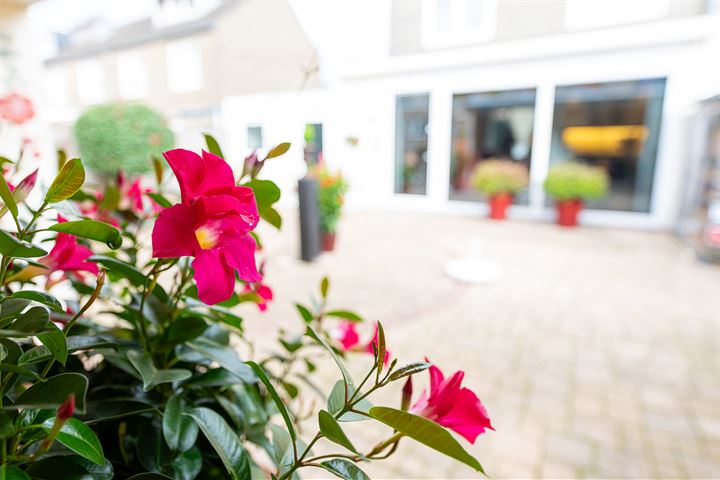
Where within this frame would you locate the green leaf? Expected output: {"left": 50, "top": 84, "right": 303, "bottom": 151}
{"left": 319, "top": 459, "right": 370, "bottom": 480}
{"left": 19, "top": 336, "right": 117, "bottom": 365}
{"left": 42, "top": 417, "right": 105, "bottom": 465}
{"left": 295, "top": 303, "right": 313, "bottom": 323}
{"left": 46, "top": 158, "right": 85, "bottom": 203}
{"left": 203, "top": 133, "right": 225, "bottom": 159}
{"left": 0, "top": 173, "right": 18, "bottom": 219}
{"left": 187, "top": 337, "right": 255, "bottom": 382}
{"left": 152, "top": 156, "right": 164, "bottom": 185}
{"left": 49, "top": 220, "right": 121, "bottom": 249}
{"left": 25, "top": 456, "right": 113, "bottom": 480}
{"left": 246, "top": 361, "right": 296, "bottom": 442}
{"left": 369, "top": 406, "right": 485, "bottom": 474}
{"left": 388, "top": 361, "right": 432, "bottom": 382}
{"left": 327, "top": 380, "right": 372, "bottom": 422}
{"left": 0, "top": 298, "right": 29, "bottom": 322}
{"left": 166, "top": 315, "right": 207, "bottom": 344}
{"left": 126, "top": 474, "right": 173, "bottom": 480}
{"left": 9, "top": 291, "right": 62, "bottom": 312}
{"left": 87, "top": 255, "right": 145, "bottom": 286}
{"left": 127, "top": 350, "right": 191, "bottom": 391}
{"left": 261, "top": 206, "right": 282, "bottom": 229}
{"left": 0, "top": 364, "right": 43, "bottom": 381}
{"left": 247, "top": 179, "right": 281, "bottom": 208}
{"left": 318, "top": 410, "right": 357, "bottom": 453}
{"left": 265, "top": 142, "right": 291, "bottom": 159}
{"left": 0, "top": 465, "right": 30, "bottom": 480}
{"left": 0, "top": 230, "right": 47, "bottom": 258}
{"left": 184, "top": 407, "right": 250, "bottom": 480}
{"left": 146, "top": 192, "right": 172, "bottom": 208}
{"left": 325, "top": 310, "right": 363, "bottom": 323}
{"left": 9, "top": 306, "right": 49, "bottom": 333}
{"left": 320, "top": 277, "right": 329, "bottom": 299}
{"left": 13, "top": 372, "right": 88, "bottom": 413}
{"left": 163, "top": 395, "right": 199, "bottom": 453}
{"left": 37, "top": 321, "right": 68, "bottom": 366}
{"left": 306, "top": 326, "right": 354, "bottom": 388}
{"left": 171, "top": 446, "right": 202, "bottom": 480}
{"left": 376, "top": 321, "right": 386, "bottom": 374}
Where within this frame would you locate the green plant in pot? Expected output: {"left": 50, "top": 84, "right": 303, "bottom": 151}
{"left": 543, "top": 162, "right": 610, "bottom": 227}
{"left": 471, "top": 160, "right": 529, "bottom": 220}
{"left": 312, "top": 165, "right": 349, "bottom": 251}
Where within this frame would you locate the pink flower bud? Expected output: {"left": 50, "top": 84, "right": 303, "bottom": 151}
{"left": 401, "top": 376, "right": 413, "bottom": 411}
{"left": 56, "top": 393, "right": 75, "bottom": 422}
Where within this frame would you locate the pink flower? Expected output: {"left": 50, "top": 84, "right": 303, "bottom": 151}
{"left": 125, "top": 178, "right": 163, "bottom": 214}
{"left": 13, "top": 169, "right": 38, "bottom": 204}
{"left": 0, "top": 93, "right": 35, "bottom": 124}
{"left": 41, "top": 215, "right": 99, "bottom": 286}
{"left": 335, "top": 321, "right": 391, "bottom": 365}
{"left": 410, "top": 362, "right": 493, "bottom": 444}
{"left": 152, "top": 149, "right": 260, "bottom": 305}
{"left": 244, "top": 280, "right": 273, "bottom": 312}
{"left": 56, "top": 393, "right": 75, "bottom": 422}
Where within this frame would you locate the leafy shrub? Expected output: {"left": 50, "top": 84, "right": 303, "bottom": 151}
{"left": 311, "top": 165, "right": 349, "bottom": 233}
{"left": 471, "top": 160, "right": 529, "bottom": 196}
{"left": 74, "top": 103, "right": 174, "bottom": 176}
{"left": 0, "top": 135, "right": 492, "bottom": 479}
{"left": 544, "top": 162, "right": 610, "bottom": 201}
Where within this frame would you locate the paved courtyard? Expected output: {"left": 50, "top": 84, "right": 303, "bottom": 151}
{"left": 243, "top": 210, "right": 720, "bottom": 479}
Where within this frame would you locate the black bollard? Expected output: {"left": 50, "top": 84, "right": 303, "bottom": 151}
{"left": 298, "top": 176, "right": 321, "bottom": 262}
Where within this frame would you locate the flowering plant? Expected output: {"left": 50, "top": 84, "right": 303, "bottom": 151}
{"left": 0, "top": 135, "right": 491, "bottom": 479}
{"left": 311, "top": 165, "right": 349, "bottom": 234}
{"left": 471, "top": 160, "right": 529, "bottom": 197}
{"left": 544, "top": 162, "right": 609, "bottom": 201}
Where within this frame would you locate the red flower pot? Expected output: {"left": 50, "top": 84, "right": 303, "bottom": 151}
{"left": 488, "top": 193, "right": 512, "bottom": 220}
{"left": 556, "top": 199, "right": 583, "bottom": 227}
{"left": 321, "top": 231, "right": 336, "bottom": 251}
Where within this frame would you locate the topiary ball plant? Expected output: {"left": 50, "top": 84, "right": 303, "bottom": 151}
{"left": 544, "top": 162, "right": 609, "bottom": 201}
{"left": 471, "top": 160, "right": 529, "bottom": 197}
{"left": 74, "top": 103, "right": 174, "bottom": 177}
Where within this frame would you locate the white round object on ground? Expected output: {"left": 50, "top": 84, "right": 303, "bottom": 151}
{"left": 444, "top": 257, "right": 503, "bottom": 284}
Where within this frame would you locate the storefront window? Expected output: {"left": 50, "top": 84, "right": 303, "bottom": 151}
{"left": 550, "top": 78, "right": 666, "bottom": 212}
{"left": 449, "top": 89, "right": 535, "bottom": 203}
{"left": 395, "top": 94, "right": 429, "bottom": 195}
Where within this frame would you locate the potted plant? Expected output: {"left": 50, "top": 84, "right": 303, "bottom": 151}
{"left": 313, "top": 165, "right": 349, "bottom": 251}
{"left": 544, "top": 162, "right": 610, "bottom": 227}
{"left": 471, "top": 160, "right": 529, "bottom": 220}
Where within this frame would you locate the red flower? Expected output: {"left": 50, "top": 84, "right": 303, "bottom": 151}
{"left": 410, "top": 361, "right": 493, "bottom": 443}
{"left": 40, "top": 215, "right": 98, "bottom": 286}
{"left": 152, "top": 149, "right": 261, "bottom": 305}
{"left": 56, "top": 393, "right": 75, "bottom": 422}
{"left": 335, "top": 321, "right": 391, "bottom": 365}
{"left": 0, "top": 93, "right": 35, "bottom": 124}
{"left": 244, "top": 280, "right": 273, "bottom": 312}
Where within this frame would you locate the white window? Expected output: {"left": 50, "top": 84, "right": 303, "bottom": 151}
{"left": 421, "top": 0, "right": 497, "bottom": 48}
{"left": 76, "top": 59, "right": 107, "bottom": 105}
{"left": 165, "top": 40, "right": 204, "bottom": 94}
{"left": 116, "top": 51, "right": 149, "bottom": 100}
{"left": 565, "top": 0, "right": 670, "bottom": 30}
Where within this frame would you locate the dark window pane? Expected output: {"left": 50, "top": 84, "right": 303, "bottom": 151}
{"left": 449, "top": 89, "right": 535, "bottom": 203}
{"left": 550, "top": 78, "right": 666, "bottom": 212}
{"left": 395, "top": 94, "right": 429, "bottom": 195}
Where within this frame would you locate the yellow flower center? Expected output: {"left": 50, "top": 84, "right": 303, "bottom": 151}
{"left": 195, "top": 226, "right": 219, "bottom": 250}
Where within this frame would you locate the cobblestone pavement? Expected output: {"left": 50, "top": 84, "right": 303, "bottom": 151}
{"left": 242, "top": 210, "right": 720, "bottom": 479}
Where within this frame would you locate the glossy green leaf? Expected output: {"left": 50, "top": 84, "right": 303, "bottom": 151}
{"left": 327, "top": 380, "right": 372, "bottom": 422}
{"left": 261, "top": 206, "right": 282, "bottom": 229}
{"left": 295, "top": 303, "right": 313, "bottom": 323}
{"left": 325, "top": 310, "right": 363, "bottom": 323}
{"left": 0, "top": 465, "right": 30, "bottom": 480}
{"left": 146, "top": 192, "right": 172, "bottom": 208}
{"left": 13, "top": 372, "right": 88, "bottom": 413}
{"left": 126, "top": 474, "right": 173, "bottom": 480}
{"left": 203, "top": 133, "right": 224, "bottom": 159}
{"left": 46, "top": 158, "right": 85, "bottom": 203}
{"left": 184, "top": 407, "right": 250, "bottom": 480}
{"left": 87, "top": 255, "right": 145, "bottom": 286}
{"left": 246, "top": 361, "right": 296, "bottom": 442}
{"left": 166, "top": 315, "right": 207, "bottom": 344}
{"left": 0, "top": 230, "right": 47, "bottom": 258}
{"left": 127, "top": 350, "right": 191, "bottom": 391}
{"left": 10, "top": 306, "right": 49, "bottom": 333}
{"left": 187, "top": 337, "right": 255, "bottom": 382}
{"left": 37, "top": 321, "right": 68, "bottom": 365}
{"left": 19, "top": 336, "right": 116, "bottom": 365}
{"left": 246, "top": 179, "right": 281, "bottom": 208}
{"left": 25, "top": 456, "right": 113, "bottom": 480}
{"left": 265, "top": 142, "right": 291, "bottom": 159}
{"left": 319, "top": 459, "right": 370, "bottom": 480}
{"left": 306, "top": 326, "right": 354, "bottom": 388}
{"left": 0, "top": 411, "right": 16, "bottom": 440}
{"left": 0, "top": 364, "right": 43, "bottom": 381}
{"left": 0, "top": 298, "right": 29, "bottom": 322}
{"left": 42, "top": 417, "right": 105, "bottom": 465}
{"left": 369, "top": 406, "right": 485, "bottom": 474}
{"left": 9, "top": 291, "right": 62, "bottom": 312}
{"left": 49, "top": 220, "right": 121, "bottom": 249}
{"left": 376, "top": 322, "right": 386, "bottom": 374}
{"left": 171, "top": 446, "right": 202, "bottom": 480}
{"left": 320, "top": 276, "right": 329, "bottom": 298}
{"left": 0, "top": 173, "right": 18, "bottom": 219}
{"left": 152, "top": 156, "right": 164, "bottom": 185}
{"left": 388, "top": 361, "right": 432, "bottom": 382}
{"left": 318, "top": 410, "right": 357, "bottom": 453}
{"left": 163, "top": 394, "right": 199, "bottom": 453}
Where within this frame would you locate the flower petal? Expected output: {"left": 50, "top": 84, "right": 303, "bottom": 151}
{"left": 152, "top": 204, "right": 198, "bottom": 258}
{"left": 221, "top": 233, "right": 261, "bottom": 283}
{"left": 192, "top": 248, "right": 236, "bottom": 305}
{"left": 163, "top": 149, "right": 235, "bottom": 203}
{"left": 436, "top": 387, "right": 493, "bottom": 443}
